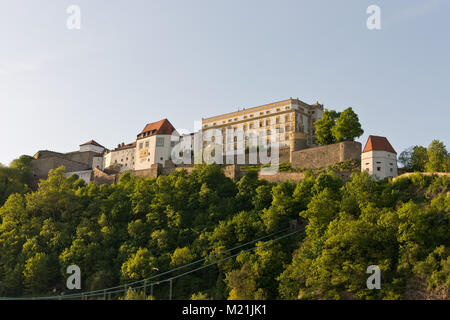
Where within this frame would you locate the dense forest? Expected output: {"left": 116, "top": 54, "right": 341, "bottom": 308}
{"left": 0, "top": 159, "right": 448, "bottom": 300}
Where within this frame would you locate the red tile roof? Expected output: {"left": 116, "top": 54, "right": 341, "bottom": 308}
{"left": 137, "top": 119, "right": 176, "bottom": 139}
{"left": 363, "top": 135, "right": 396, "bottom": 154}
{"left": 80, "top": 140, "right": 105, "bottom": 149}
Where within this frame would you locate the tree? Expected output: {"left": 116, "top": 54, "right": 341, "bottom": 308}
{"left": 331, "top": 107, "right": 364, "bottom": 142}
{"left": 0, "top": 155, "right": 33, "bottom": 206}
{"left": 23, "top": 252, "right": 56, "bottom": 294}
{"left": 399, "top": 146, "right": 428, "bottom": 172}
{"left": 425, "top": 140, "right": 449, "bottom": 172}
{"left": 314, "top": 109, "right": 337, "bottom": 145}
{"left": 171, "top": 247, "right": 195, "bottom": 266}
{"left": 121, "top": 248, "right": 158, "bottom": 281}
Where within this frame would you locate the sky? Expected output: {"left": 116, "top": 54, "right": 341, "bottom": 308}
{"left": 0, "top": 0, "right": 449, "bottom": 165}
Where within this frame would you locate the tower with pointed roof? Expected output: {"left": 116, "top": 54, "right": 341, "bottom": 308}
{"left": 361, "top": 135, "right": 398, "bottom": 179}
{"left": 79, "top": 140, "right": 106, "bottom": 154}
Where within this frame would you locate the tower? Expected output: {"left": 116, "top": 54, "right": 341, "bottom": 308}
{"left": 289, "top": 132, "right": 308, "bottom": 163}
{"left": 361, "top": 135, "right": 398, "bottom": 179}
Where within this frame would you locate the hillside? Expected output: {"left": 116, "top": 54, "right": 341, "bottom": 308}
{"left": 0, "top": 164, "right": 448, "bottom": 299}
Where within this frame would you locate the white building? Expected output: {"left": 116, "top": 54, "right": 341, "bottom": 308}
{"left": 361, "top": 135, "right": 398, "bottom": 179}
{"left": 103, "top": 142, "right": 136, "bottom": 172}
{"left": 102, "top": 119, "right": 179, "bottom": 172}
{"left": 135, "top": 119, "right": 178, "bottom": 170}
{"left": 201, "top": 98, "right": 323, "bottom": 155}
{"left": 79, "top": 140, "right": 106, "bottom": 154}
{"left": 79, "top": 140, "right": 106, "bottom": 171}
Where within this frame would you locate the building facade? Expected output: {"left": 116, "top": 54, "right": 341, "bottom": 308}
{"left": 201, "top": 98, "right": 323, "bottom": 154}
{"left": 102, "top": 119, "right": 179, "bottom": 172}
{"left": 103, "top": 142, "right": 136, "bottom": 172}
{"left": 361, "top": 135, "right": 398, "bottom": 179}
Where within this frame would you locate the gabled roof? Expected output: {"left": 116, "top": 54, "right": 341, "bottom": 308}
{"left": 363, "top": 135, "right": 396, "bottom": 154}
{"left": 80, "top": 140, "right": 105, "bottom": 149}
{"left": 137, "top": 119, "right": 176, "bottom": 139}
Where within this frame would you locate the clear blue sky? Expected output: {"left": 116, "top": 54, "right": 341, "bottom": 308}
{"left": 1, "top": 0, "right": 449, "bottom": 165}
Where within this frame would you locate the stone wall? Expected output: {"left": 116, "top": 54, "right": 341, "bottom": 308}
{"left": 93, "top": 168, "right": 118, "bottom": 185}
{"left": 132, "top": 164, "right": 160, "bottom": 179}
{"left": 290, "top": 141, "right": 361, "bottom": 169}
{"left": 258, "top": 171, "right": 306, "bottom": 183}
{"left": 257, "top": 170, "right": 355, "bottom": 183}
{"left": 31, "top": 157, "right": 90, "bottom": 179}
{"left": 392, "top": 172, "right": 450, "bottom": 182}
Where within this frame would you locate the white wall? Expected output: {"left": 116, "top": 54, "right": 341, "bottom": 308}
{"left": 80, "top": 144, "right": 104, "bottom": 154}
{"left": 104, "top": 148, "right": 135, "bottom": 170}
{"left": 135, "top": 134, "right": 175, "bottom": 170}
{"left": 361, "top": 150, "right": 398, "bottom": 179}
{"left": 66, "top": 170, "right": 92, "bottom": 184}
{"left": 92, "top": 156, "right": 104, "bottom": 170}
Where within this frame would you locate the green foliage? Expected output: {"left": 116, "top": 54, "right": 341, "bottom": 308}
{"left": 425, "top": 140, "right": 449, "bottom": 172}
{"left": 0, "top": 163, "right": 448, "bottom": 300}
{"left": 190, "top": 291, "right": 211, "bottom": 300}
{"left": 313, "top": 107, "right": 363, "bottom": 145}
{"left": 399, "top": 146, "right": 428, "bottom": 172}
{"left": 314, "top": 109, "right": 337, "bottom": 145}
{"left": 331, "top": 107, "right": 364, "bottom": 142}
{"left": 0, "top": 155, "right": 33, "bottom": 205}
{"left": 399, "top": 140, "right": 449, "bottom": 173}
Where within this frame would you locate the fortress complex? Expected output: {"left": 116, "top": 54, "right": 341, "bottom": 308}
{"left": 29, "top": 97, "right": 398, "bottom": 184}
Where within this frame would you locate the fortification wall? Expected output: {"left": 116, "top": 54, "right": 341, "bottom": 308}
{"left": 258, "top": 171, "right": 306, "bottom": 183}
{"left": 290, "top": 141, "right": 361, "bottom": 169}
{"left": 392, "top": 172, "right": 450, "bottom": 181}
{"left": 93, "top": 168, "right": 118, "bottom": 185}
{"left": 31, "top": 157, "right": 90, "bottom": 179}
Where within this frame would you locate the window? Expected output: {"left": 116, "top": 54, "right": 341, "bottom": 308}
{"left": 171, "top": 141, "right": 176, "bottom": 147}
{"left": 249, "top": 123, "right": 254, "bottom": 129}
{"left": 377, "top": 167, "right": 381, "bottom": 171}
{"left": 139, "top": 142, "right": 143, "bottom": 149}
{"left": 285, "top": 115, "right": 290, "bottom": 122}
{"left": 156, "top": 137, "right": 165, "bottom": 147}
{"left": 160, "top": 157, "right": 164, "bottom": 161}
{"left": 390, "top": 168, "right": 393, "bottom": 172}
{"left": 285, "top": 125, "right": 291, "bottom": 132}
